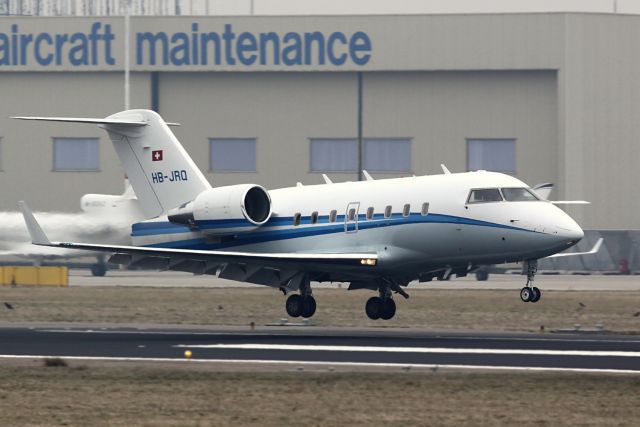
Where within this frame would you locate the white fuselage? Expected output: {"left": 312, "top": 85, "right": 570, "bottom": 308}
{"left": 131, "top": 171, "right": 583, "bottom": 281}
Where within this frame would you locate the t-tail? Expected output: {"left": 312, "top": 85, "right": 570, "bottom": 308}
{"left": 13, "top": 110, "right": 212, "bottom": 218}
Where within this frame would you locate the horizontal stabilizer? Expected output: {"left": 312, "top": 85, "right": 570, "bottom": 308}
{"left": 547, "top": 238, "right": 603, "bottom": 259}
{"left": 549, "top": 200, "right": 590, "bottom": 205}
{"left": 18, "top": 201, "right": 51, "bottom": 245}
{"left": 12, "top": 116, "right": 148, "bottom": 126}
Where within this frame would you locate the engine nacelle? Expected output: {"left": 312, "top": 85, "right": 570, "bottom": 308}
{"left": 167, "top": 184, "right": 271, "bottom": 235}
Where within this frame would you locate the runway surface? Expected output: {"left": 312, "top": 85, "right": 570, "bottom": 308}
{"left": 1, "top": 326, "right": 640, "bottom": 373}
{"left": 67, "top": 270, "right": 640, "bottom": 291}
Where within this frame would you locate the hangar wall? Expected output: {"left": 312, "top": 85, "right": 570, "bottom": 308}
{"left": 0, "top": 13, "right": 639, "bottom": 231}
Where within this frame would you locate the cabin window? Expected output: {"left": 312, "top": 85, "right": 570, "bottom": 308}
{"left": 403, "top": 204, "right": 410, "bottom": 217}
{"left": 329, "top": 210, "right": 337, "bottom": 223}
{"left": 293, "top": 213, "right": 301, "bottom": 226}
{"left": 311, "top": 211, "right": 318, "bottom": 224}
{"left": 467, "top": 188, "right": 503, "bottom": 204}
{"left": 501, "top": 188, "right": 539, "bottom": 202}
{"left": 384, "top": 205, "right": 392, "bottom": 219}
{"left": 421, "top": 202, "right": 430, "bottom": 216}
{"left": 366, "top": 207, "right": 374, "bottom": 220}
{"left": 348, "top": 208, "right": 356, "bottom": 221}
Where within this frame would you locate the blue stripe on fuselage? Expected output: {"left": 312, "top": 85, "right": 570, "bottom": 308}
{"left": 131, "top": 212, "right": 532, "bottom": 250}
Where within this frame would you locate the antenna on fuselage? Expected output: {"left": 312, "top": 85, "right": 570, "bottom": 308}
{"left": 441, "top": 164, "right": 452, "bottom": 175}
{"left": 362, "top": 170, "right": 374, "bottom": 181}
{"left": 322, "top": 174, "right": 333, "bottom": 184}
{"left": 296, "top": 182, "right": 304, "bottom": 187}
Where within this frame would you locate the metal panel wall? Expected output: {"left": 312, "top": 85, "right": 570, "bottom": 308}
{"left": 0, "top": 72, "right": 151, "bottom": 211}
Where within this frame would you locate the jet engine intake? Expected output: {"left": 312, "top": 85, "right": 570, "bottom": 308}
{"left": 167, "top": 184, "right": 271, "bottom": 235}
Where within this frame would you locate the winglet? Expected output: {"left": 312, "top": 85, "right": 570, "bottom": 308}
{"left": 441, "top": 164, "right": 451, "bottom": 175}
{"left": 547, "top": 238, "right": 603, "bottom": 259}
{"left": 18, "top": 201, "right": 51, "bottom": 245}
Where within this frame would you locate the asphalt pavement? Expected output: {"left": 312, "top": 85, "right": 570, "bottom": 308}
{"left": 1, "top": 326, "right": 639, "bottom": 373}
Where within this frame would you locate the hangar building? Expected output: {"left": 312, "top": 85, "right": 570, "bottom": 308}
{"left": 0, "top": 12, "right": 638, "bottom": 245}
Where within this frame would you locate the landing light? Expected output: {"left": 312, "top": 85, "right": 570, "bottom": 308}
{"left": 360, "top": 259, "right": 377, "bottom": 266}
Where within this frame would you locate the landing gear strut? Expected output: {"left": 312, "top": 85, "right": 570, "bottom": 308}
{"left": 284, "top": 274, "right": 316, "bottom": 318}
{"left": 520, "top": 260, "right": 541, "bottom": 303}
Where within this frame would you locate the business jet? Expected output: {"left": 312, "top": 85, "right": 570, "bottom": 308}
{"left": 0, "top": 183, "right": 144, "bottom": 276}
{"left": 15, "top": 110, "right": 598, "bottom": 320}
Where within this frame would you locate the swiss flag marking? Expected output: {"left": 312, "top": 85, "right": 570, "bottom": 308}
{"left": 152, "top": 150, "right": 163, "bottom": 161}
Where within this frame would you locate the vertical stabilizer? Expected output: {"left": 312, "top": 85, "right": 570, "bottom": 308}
{"left": 101, "top": 110, "right": 211, "bottom": 217}
{"left": 13, "top": 110, "right": 212, "bottom": 218}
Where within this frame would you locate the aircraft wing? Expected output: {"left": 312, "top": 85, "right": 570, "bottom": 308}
{"left": 19, "top": 201, "right": 378, "bottom": 288}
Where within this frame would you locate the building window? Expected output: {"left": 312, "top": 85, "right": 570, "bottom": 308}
{"left": 53, "top": 137, "right": 99, "bottom": 171}
{"left": 364, "top": 138, "right": 411, "bottom": 172}
{"left": 209, "top": 138, "right": 256, "bottom": 172}
{"left": 310, "top": 138, "right": 358, "bottom": 172}
{"left": 467, "top": 139, "right": 516, "bottom": 173}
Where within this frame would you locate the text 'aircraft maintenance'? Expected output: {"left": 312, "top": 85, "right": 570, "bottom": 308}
{"left": 15, "top": 110, "right": 598, "bottom": 320}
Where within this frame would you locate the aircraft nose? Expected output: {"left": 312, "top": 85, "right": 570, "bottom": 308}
{"left": 556, "top": 213, "right": 584, "bottom": 242}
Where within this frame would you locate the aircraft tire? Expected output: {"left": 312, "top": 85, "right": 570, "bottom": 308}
{"left": 286, "top": 294, "right": 303, "bottom": 317}
{"left": 365, "top": 297, "right": 383, "bottom": 320}
{"left": 520, "top": 287, "right": 533, "bottom": 303}
{"left": 530, "top": 287, "right": 541, "bottom": 303}
{"left": 301, "top": 296, "right": 317, "bottom": 318}
{"left": 91, "top": 264, "right": 107, "bottom": 277}
{"left": 475, "top": 270, "right": 489, "bottom": 281}
{"left": 380, "top": 298, "right": 396, "bottom": 320}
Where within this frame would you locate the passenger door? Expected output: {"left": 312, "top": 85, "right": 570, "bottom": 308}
{"left": 344, "top": 202, "right": 360, "bottom": 233}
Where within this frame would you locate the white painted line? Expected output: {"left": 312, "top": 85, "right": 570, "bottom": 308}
{"left": 0, "top": 354, "right": 638, "bottom": 374}
{"left": 174, "top": 343, "right": 640, "bottom": 358}
{"left": 34, "top": 329, "right": 640, "bottom": 345}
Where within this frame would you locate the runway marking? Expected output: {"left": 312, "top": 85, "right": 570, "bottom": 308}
{"left": 174, "top": 343, "right": 640, "bottom": 358}
{"left": 0, "top": 354, "right": 639, "bottom": 374}
{"left": 34, "top": 329, "right": 640, "bottom": 344}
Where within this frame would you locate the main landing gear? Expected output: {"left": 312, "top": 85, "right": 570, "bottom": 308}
{"left": 284, "top": 274, "right": 316, "bottom": 318}
{"left": 365, "top": 296, "right": 396, "bottom": 320}
{"left": 285, "top": 294, "right": 316, "bottom": 318}
{"left": 364, "top": 279, "right": 408, "bottom": 320}
{"left": 520, "top": 259, "right": 541, "bottom": 303}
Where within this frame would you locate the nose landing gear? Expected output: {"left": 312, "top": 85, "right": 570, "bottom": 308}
{"left": 520, "top": 260, "right": 541, "bottom": 303}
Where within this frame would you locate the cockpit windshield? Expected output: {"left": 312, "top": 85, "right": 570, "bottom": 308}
{"left": 501, "top": 188, "right": 540, "bottom": 202}
{"left": 467, "top": 188, "right": 503, "bottom": 203}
